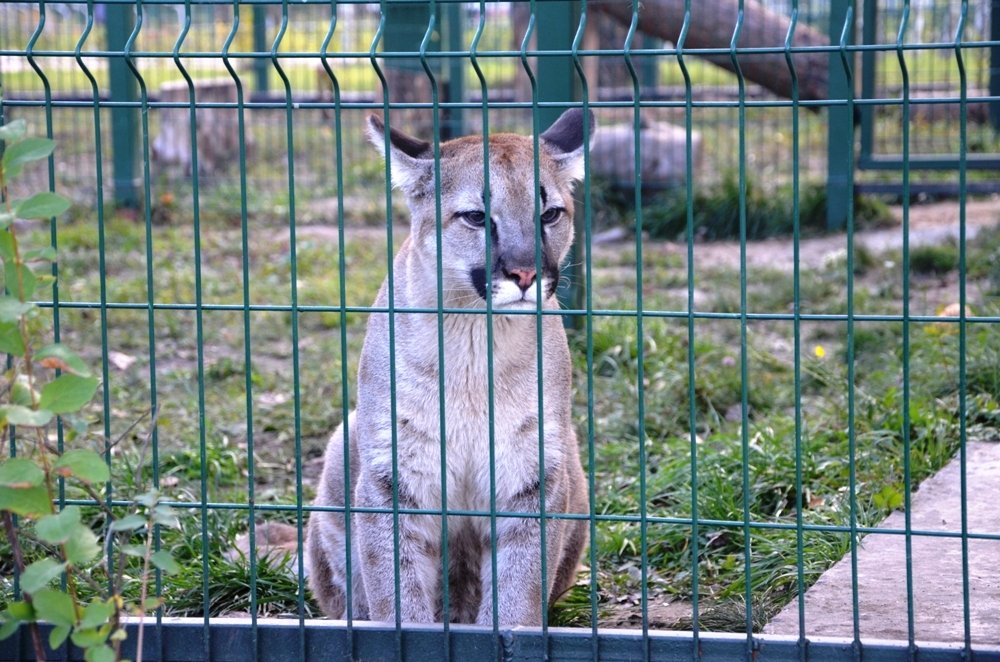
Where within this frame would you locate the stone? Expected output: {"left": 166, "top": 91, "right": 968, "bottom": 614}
{"left": 153, "top": 78, "right": 246, "bottom": 177}
{"left": 589, "top": 120, "right": 701, "bottom": 187}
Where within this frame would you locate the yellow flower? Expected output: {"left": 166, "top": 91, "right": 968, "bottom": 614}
{"left": 814, "top": 345, "right": 826, "bottom": 359}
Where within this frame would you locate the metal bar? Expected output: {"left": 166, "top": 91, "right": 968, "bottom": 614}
{"left": 859, "top": 0, "right": 877, "bottom": 162}
{"left": 10, "top": 619, "right": 1000, "bottom": 662}
{"left": 444, "top": 2, "right": 464, "bottom": 138}
{"left": 826, "top": 0, "right": 854, "bottom": 231}
{"left": 534, "top": 0, "right": 582, "bottom": 327}
{"left": 253, "top": 5, "right": 269, "bottom": 93}
{"left": 105, "top": 2, "right": 139, "bottom": 207}
{"left": 991, "top": 0, "right": 1000, "bottom": 129}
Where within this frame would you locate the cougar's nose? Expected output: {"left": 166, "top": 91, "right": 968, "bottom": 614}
{"left": 503, "top": 266, "right": 537, "bottom": 292}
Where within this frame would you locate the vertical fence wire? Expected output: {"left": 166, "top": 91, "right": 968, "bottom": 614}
{"left": 838, "top": 6, "right": 860, "bottom": 657}
{"left": 569, "top": 6, "right": 599, "bottom": 660}
{"left": 519, "top": 3, "right": 552, "bottom": 654}
{"left": 729, "top": 2, "right": 754, "bottom": 651}
{"left": 122, "top": 0, "right": 165, "bottom": 653}
{"left": 620, "top": 6, "right": 649, "bottom": 660}
{"left": 171, "top": 2, "right": 210, "bottom": 656}
{"left": 894, "top": 3, "right": 917, "bottom": 657}
{"left": 784, "top": 3, "right": 806, "bottom": 659}
{"left": 220, "top": 3, "right": 258, "bottom": 658}
{"left": 467, "top": 3, "right": 501, "bottom": 653}
{"left": 417, "top": 2, "right": 453, "bottom": 655}
{"left": 954, "top": 2, "right": 972, "bottom": 655}
{"left": 368, "top": 6, "right": 404, "bottom": 657}
{"left": 268, "top": 4, "right": 308, "bottom": 656}
{"left": 318, "top": 2, "right": 357, "bottom": 657}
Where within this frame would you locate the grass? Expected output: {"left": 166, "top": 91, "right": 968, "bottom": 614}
{"left": 590, "top": 172, "right": 896, "bottom": 242}
{"left": 2, "top": 197, "right": 998, "bottom": 630}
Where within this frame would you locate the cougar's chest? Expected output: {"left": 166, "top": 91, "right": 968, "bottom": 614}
{"left": 395, "top": 316, "right": 539, "bottom": 509}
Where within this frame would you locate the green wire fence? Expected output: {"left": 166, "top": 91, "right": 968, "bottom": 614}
{"left": 2, "top": 0, "right": 999, "bottom": 660}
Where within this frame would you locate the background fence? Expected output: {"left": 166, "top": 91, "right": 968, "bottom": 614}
{"left": 2, "top": 0, "right": 1000, "bottom": 660}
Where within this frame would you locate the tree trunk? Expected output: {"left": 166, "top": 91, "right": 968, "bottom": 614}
{"left": 591, "top": 0, "right": 829, "bottom": 102}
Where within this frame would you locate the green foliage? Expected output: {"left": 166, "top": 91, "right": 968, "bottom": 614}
{"left": 592, "top": 173, "right": 894, "bottom": 241}
{"left": 571, "top": 234, "right": 1000, "bottom": 630}
{"left": 909, "top": 242, "right": 959, "bottom": 275}
{"left": 0, "top": 120, "right": 177, "bottom": 661}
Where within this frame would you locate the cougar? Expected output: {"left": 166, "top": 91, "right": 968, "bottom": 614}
{"left": 306, "top": 109, "right": 593, "bottom": 626}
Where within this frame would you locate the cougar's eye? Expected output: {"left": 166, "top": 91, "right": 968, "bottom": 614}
{"left": 459, "top": 210, "right": 487, "bottom": 227}
{"left": 540, "top": 207, "right": 564, "bottom": 225}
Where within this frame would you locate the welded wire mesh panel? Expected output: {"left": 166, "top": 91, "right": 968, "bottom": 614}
{"left": 861, "top": 1, "right": 996, "bottom": 159}
{"left": 1, "top": 1, "right": 999, "bottom": 661}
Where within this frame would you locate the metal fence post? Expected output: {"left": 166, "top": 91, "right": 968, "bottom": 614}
{"left": 254, "top": 5, "right": 269, "bottom": 94}
{"left": 106, "top": 3, "right": 138, "bottom": 208}
{"left": 826, "top": 0, "right": 855, "bottom": 231}
{"left": 535, "top": 0, "right": 582, "bottom": 327}
{"left": 445, "top": 3, "right": 465, "bottom": 138}
{"left": 991, "top": 0, "right": 999, "bottom": 129}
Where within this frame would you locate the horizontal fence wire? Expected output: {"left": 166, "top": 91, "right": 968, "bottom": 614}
{"left": 2, "top": 0, "right": 999, "bottom": 660}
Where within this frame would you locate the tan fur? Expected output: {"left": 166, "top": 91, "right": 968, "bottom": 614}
{"left": 306, "top": 110, "right": 593, "bottom": 625}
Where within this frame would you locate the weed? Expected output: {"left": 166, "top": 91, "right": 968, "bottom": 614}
{"left": 909, "top": 242, "right": 959, "bottom": 275}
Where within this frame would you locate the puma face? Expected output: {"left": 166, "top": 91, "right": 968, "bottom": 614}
{"left": 367, "top": 109, "right": 594, "bottom": 310}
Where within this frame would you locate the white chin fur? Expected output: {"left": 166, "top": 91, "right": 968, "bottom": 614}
{"left": 490, "top": 279, "right": 548, "bottom": 309}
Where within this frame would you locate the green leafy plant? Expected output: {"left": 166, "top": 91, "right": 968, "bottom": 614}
{"left": 0, "top": 118, "right": 177, "bottom": 662}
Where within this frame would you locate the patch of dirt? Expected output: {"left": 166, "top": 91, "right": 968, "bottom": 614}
{"left": 690, "top": 197, "right": 1000, "bottom": 272}
{"left": 601, "top": 599, "right": 695, "bottom": 630}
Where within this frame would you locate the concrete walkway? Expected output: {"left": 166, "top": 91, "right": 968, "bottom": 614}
{"left": 765, "top": 441, "right": 1000, "bottom": 646}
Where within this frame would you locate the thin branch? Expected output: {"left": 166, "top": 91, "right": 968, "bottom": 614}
{"left": 3, "top": 512, "right": 48, "bottom": 662}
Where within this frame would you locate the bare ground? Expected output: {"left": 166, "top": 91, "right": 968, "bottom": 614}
{"left": 689, "top": 197, "right": 1000, "bottom": 272}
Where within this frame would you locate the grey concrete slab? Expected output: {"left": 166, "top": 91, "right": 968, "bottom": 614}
{"left": 765, "top": 441, "right": 1000, "bottom": 645}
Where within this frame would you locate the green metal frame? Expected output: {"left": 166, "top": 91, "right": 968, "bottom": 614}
{"left": 7, "top": 620, "right": 1000, "bottom": 661}
{"left": 1, "top": 0, "right": 997, "bottom": 660}
{"left": 858, "top": 0, "right": 1000, "bottom": 175}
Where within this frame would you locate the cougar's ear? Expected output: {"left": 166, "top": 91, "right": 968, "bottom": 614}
{"left": 366, "top": 114, "right": 433, "bottom": 194}
{"left": 540, "top": 108, "right": 595, "bottom": 184}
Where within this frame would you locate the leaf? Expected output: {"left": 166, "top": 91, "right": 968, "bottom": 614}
{"left": 35, "top": 344, "right": 92, "bottom": 377}
{"left": 30, "top": 588, "right": 76, "bottom": 627}
{"left": 122, "top": 544, "right": 147, "bottom": 558}
{"left": 0, "top": 296, "right": 35, "bottom": 322}
{"left": 14, "top": 192, "right": 71, "bottom": 220}
{"left": 0, "top": 458, "right": 44, "bottom": 488}
{"left": 135, "top": 490, "right": 159, "bottom": 508}
{"left": 71, "top": 625, "right": 110, "bottom": 649}
{"left": 4, "top": 260, "right": 36, "bottom": 300}
{"left": 35, "top": 506, "right": 82, "bottom": 544}
{"left": 64, "top": 527, "right": 100, "bottom": 565}
{"left": 0, "top": 405, "right": 54, "bottom": 428}
{"left": 0, "top": 485, "right": 51, "bottom": 517}
{"left": 79, "top": 600, "right": 115, "bottom": 629}
{"left": 39, "top": 375, "right": 99, "bottom": 414}
{"left": 141, "top": 597, "right": 163, "bottom": 611}
{"left": 22, "top": 246, "right": 57, "bottom": 262}
{"left": 0, "top": 322, "right": 26, "bottom": 356}
{"left": 151, "top": 550, "right": 180, "bottom": 575}
{"left": 11, "top": 379, "right": 35, "bottom": 406}
{"left": 109, "top": 514, "right": 146, "bottom": 533}
{"left": 0, "top": 232, "right": 13, "bottom": 260}
{"left": 0, "top": 119, "right": 27, "bottom": 142}
{"left": 85, "top": 643, "right": 115, "bottom": 662}
{"left": 6, "top": 601, "right": 34, "bottom": 621}
{"left": 152, "top": 505, "right": 179, "bottom": 529}
{"left": 54, "top": 449, "right": 109, "bottom": 484}
{"left": 49, "top": 623, "right": 71, "bottom": 650}
{"left": 2, "top": 138, "right": 56, "bottom": 179}
{"left": 20, "top": 558, "right": 67, "bottom": 594}
{"left": 0, "top": 618, "right": 20, "bottom": 642}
